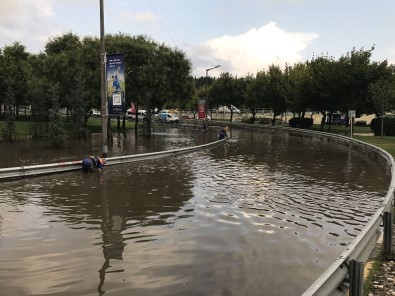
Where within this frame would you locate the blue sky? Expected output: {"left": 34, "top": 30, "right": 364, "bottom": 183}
{"left": 1, "top": 0, "right": 394, "bottom": 77}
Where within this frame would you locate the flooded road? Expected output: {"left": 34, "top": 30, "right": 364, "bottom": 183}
{"left": 0, "top": 126, "right": 389, "bottom": 296}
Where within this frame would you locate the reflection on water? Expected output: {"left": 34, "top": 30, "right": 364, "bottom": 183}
{"left": 0, "top": 127, "right": 389, "bottom": 296}
{"left": 0, "top": 126, "right": 212, "bottom": 168}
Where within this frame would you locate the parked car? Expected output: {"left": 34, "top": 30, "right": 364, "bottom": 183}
{"left": 157, "top": 112, "right": 179, "bottom": 123}
{"left": 218, "top": 105, "right": 241, "bottom": 114}
{"left": 91, "top": 109, "right": 101, "bottom": 117}
{"left": 126, "top": 109, "right": 147, "bottom": 121}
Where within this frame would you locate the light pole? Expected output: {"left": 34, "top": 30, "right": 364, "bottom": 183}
{"left": 100, "top": 0, "right": 108, "bottom": 158}
{"left": 205, "top": 65, "right": 220, "bottom": 127}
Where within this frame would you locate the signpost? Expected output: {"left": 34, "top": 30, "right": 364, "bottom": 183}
{"left": 198, "top": 99, "right": 206, "bottom": 119}
{"left": 348, "top": 110, "right": 356, "bottom": 138}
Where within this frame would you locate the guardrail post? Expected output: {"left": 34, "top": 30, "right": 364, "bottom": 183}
{"left": 383, "top": 212, "right": 393, "bottom": 256}
{"left": 349, "top": 260, "right": 363, "bottom": 296}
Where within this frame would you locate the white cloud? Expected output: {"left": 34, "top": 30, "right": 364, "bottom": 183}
{"left": 0, "top": 0, "right": 53, "bottom": 28}
{"left": 192, "top": 22, "right": 319, "bottom": 77}
{"left": 0, "top": 0, "right": 57, "bottom": 51}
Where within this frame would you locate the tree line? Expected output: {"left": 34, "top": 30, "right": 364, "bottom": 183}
{"left": 206, "top": 47, "right": 395, "bottom": 129}
{"left": 0, "top": 33, "right": 194, "bottom": 142}
{"left": 1, "top": 32, "right": 394, "bottom": 143}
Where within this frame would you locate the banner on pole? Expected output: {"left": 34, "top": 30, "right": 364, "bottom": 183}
{"left": 198, "top": 99, "right": 206, "bottom": 119}
{"left": 106, "top": 54, "right": 126, "bottom": 116}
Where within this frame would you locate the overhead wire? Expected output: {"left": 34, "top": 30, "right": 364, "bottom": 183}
{"left": 145, "top": 0, "right": 177, "bottom": 46}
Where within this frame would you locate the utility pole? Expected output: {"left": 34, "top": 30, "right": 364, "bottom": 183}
{"left": 100, "top": 0, "right": 108, "bottom": 157}
{"left": 205, "top": 65, "right": 220, "bottom": 128}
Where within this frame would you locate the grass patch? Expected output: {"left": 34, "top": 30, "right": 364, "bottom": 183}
{"left": 363, "top": 248, "right": 395, "bottom": 295}
{"left": 311, "top": 124, "right": 372, "bottom": 135}
{"left": 353, "top": 136, "right": 395, "bottom": 157}
{"left": 363, "top": 251, "right": 386, "bottom": 295}
{"left": 0, "top": 116, "right": 136, "bottom": 141}
{"left": 12, "top": 120, "right": 32, "bottom": 139}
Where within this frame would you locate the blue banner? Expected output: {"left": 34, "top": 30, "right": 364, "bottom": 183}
{"left": 106, "top": 54, "right": 126, "bottom": 115}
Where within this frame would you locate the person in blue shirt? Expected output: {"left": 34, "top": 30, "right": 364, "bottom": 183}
{"left": 82, "top": 155, "right": 106, "bottom": 172}
{"left": 218, "top": 126, "right": 229, "bottom": 140}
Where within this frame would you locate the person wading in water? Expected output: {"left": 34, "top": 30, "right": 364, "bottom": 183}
{"left": 81, "top": 156, "right": 106, "bottom": 172}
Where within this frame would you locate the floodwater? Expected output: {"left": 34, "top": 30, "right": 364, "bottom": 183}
{"left": 0, "top": 126, "right": 390, "bottom": 296}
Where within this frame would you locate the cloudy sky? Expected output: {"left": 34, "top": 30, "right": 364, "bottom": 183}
{"left": 0, "top": 0, "right": 394, "bottom": 77}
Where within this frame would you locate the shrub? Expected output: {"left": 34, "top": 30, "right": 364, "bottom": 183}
{"left": 258, "top": 117, "right": 271, "bottom": 125}
{"left": 354, "top": 120, "right": 367, "bottom": 127}
{"left": 288, "top": 117, "right": 314, "bottom": 129}
{"left": 370, "top": 117, "right": 395, "bottom": 136}
{"left": 241, "top": 117, "right": 253, "bottom": 123}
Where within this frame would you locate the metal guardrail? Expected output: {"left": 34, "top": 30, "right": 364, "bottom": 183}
{"left": 300, "top": 134, "right": 395, "bottom": 296}
{"left": 228, "top": 122, "right": 395, "bottom": 295}
{"left": 0, "top": 138, "right": 227, "bottom": 181}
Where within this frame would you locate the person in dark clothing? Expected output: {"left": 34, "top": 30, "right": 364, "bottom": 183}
{"left": 82, "top": 155, "right": 106, "bottom": 172}
{"left": 202, "top": 119, "right": 208, "bottom": 132}
{"left": 218, "top": 126, "right": 229, "bottom": 140}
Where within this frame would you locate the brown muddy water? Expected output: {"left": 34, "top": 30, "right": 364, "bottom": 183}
{"left": 0, "top": 126, "right": 390, "bottom": 296}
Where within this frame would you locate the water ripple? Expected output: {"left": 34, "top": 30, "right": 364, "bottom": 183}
{"left": 0, "top": 128, "right": 389, "bottom": 296}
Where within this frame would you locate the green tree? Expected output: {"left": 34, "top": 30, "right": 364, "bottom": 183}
{"left": 368, "top": 78, "right": 395, "bottom": 138}
{"left": 266, "top": 65, "right": 288, "bottom": 125}
{"left": 1, "top": 86, "right": 17, "bottom": 142}
{"left": 244, "top": 73, "right": 263, "bottom": 123}
{"left": 247, "top": 71, "right": 271, "bottom": 121}
{"left": 80, "top": 36, "right": 101, "bottom": 110}
{"left": 70, "top": 73, "right": 92, "bottom": 139}
{"left": 0, "top": 48, "right": 5, "bottom": 113}
{"left": 306, "top": 55, "right": 337, "bottom": 130}
{"left": 209, "top": 72, "right": 241, "bottom": 122}
{"left": 335, "top": 47, "right": 391, "bottom": 119}
{"left": 48, "top": 83, "right": 66, "bottom": 148}
{"left": 2, "top": 42, "right": 31, "bottom": 116}
{"left": 286, "top": 63, "right": 314, "bottom": 121}
{"left": 105, "top": 34, "right": 193, "bottom": 135}
{"left": 44, "top": 33, "right": 83, "bottom": 120}
{"left": 29, "top": 86, "right": 47, "bottom": 138}
{"left": 28, "top": 52, "right": 51, "bottom": 136}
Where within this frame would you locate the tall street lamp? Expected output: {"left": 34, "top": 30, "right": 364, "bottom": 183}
{"left": 205, "top": 65, "right": 220, "bottom": 127}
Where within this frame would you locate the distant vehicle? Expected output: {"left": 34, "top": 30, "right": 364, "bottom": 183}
{"left": 126, "top": 108, "right": 147, "bottom": 121}
{"left": 327, "top": 113, "right": 347, "bottom": 125}
{"left": 91, "top": 109, "right": 101, "bottom": 117}
{"left": 157, "top": 112, "right": 179, "bottom": 123}
{"left": 218, "top": 105, "right": 241, "bottom": 114}
{"left": 159, "top": 109, "right": 179, "bottom": 115}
